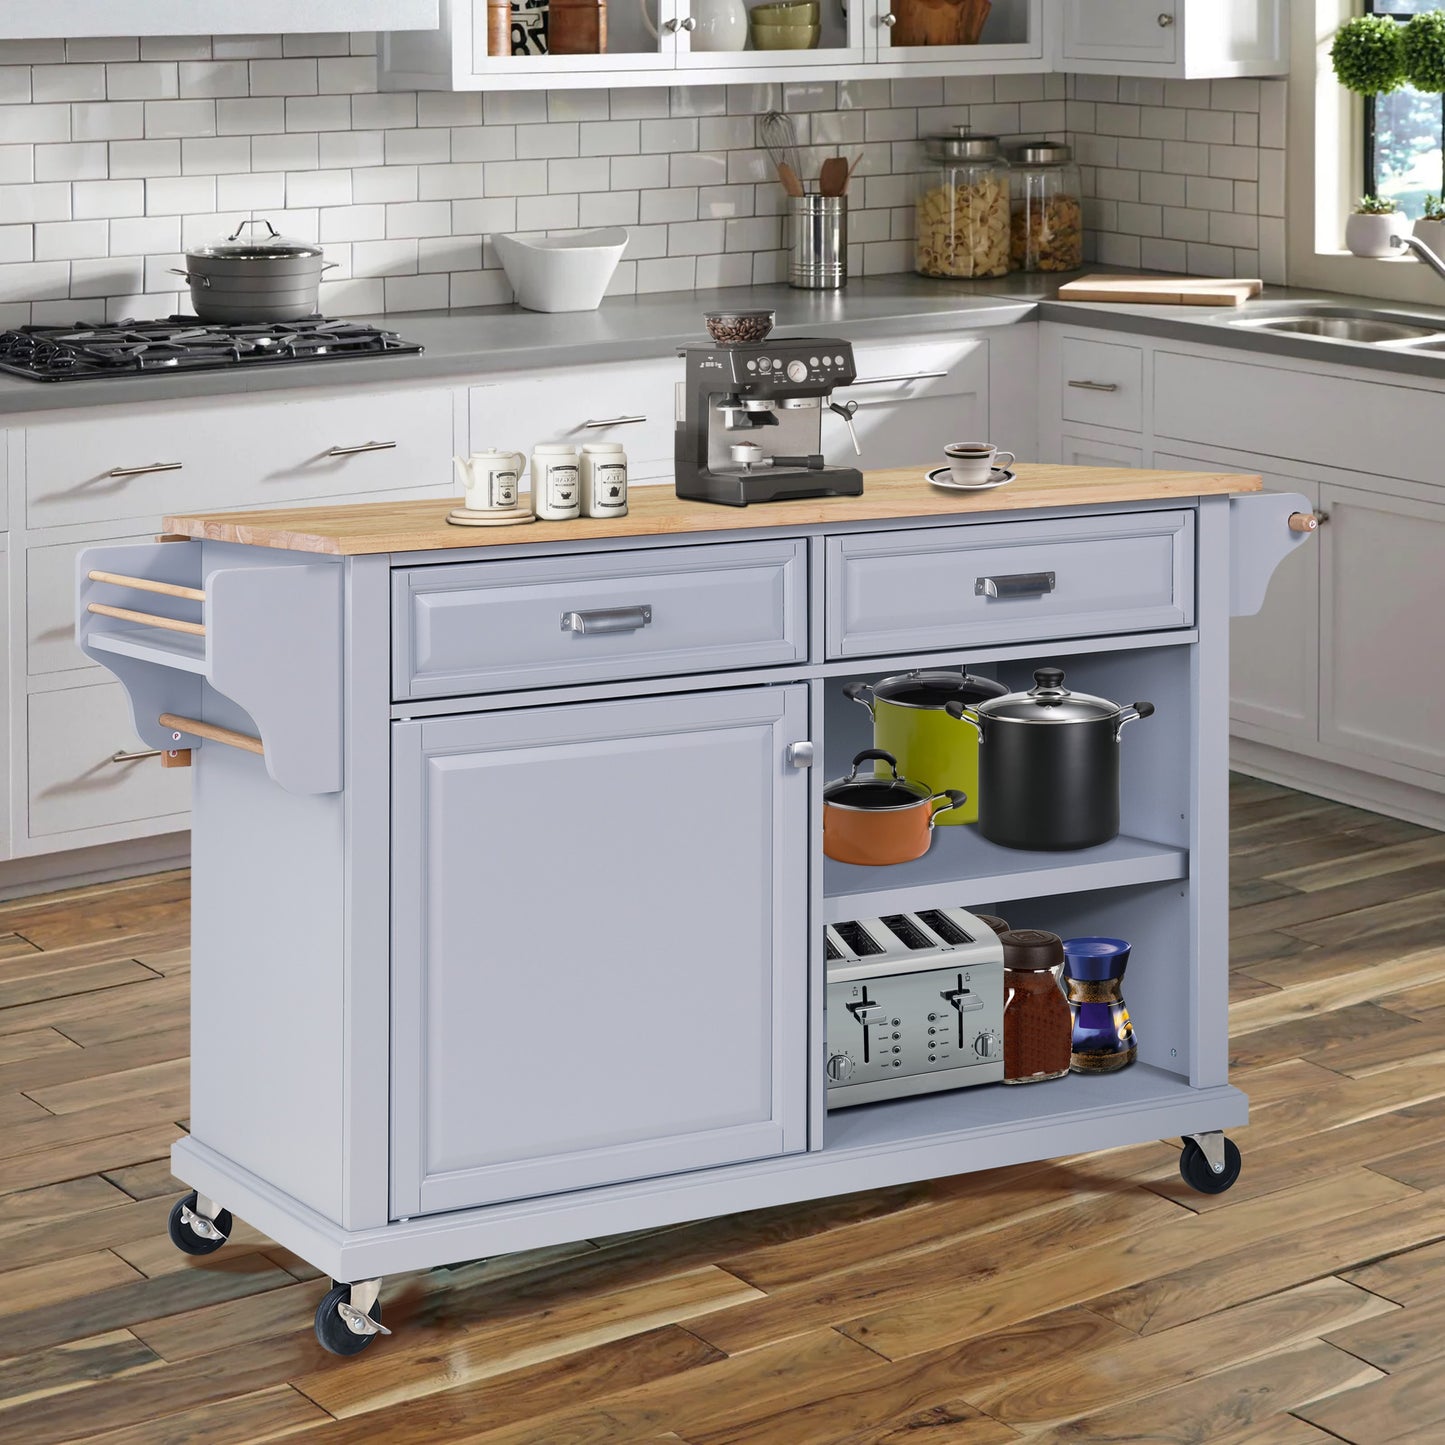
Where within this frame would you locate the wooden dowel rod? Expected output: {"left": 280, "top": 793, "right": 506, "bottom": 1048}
{"left": 88, "top": 569, "right": 206, "bottom": 602}
{"left": 159, "top": 713, "right": 264, "bottom": 756}
{"left": 87, "top": 602, "right": 206, "bottom": 637}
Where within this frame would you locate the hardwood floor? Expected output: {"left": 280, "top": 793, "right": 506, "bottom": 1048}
{"left": 1, "top": 775, "right": 1442, "bottom": 1443}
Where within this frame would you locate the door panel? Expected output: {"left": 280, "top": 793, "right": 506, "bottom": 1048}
{"left": 1059, "top": 0, "right": 1176, "bottom": 64}
{"left": 391, "top": 685, "right": 810, "bottom": 1215}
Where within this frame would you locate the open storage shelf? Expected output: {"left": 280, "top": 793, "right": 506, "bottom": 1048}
{"left": 87, "top": 626, "right": 208, "bottom": 676}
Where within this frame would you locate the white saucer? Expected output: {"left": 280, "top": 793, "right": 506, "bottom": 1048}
{"left": 926, "top": 466, "right": 1015, "bottom": 492}
{"left": 446, "top": 507, "right": 538, "bottom": 527}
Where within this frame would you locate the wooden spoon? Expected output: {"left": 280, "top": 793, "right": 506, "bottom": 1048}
{"left": 776, "top": 161, "right": 804, "bottom": 198}
{"left": 819, "top": 156, "right": 850, "bottom": 197}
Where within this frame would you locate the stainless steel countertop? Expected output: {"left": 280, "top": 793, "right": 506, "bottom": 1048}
{"left": 8, "top": 269, "right": 1445, "bottom": 418}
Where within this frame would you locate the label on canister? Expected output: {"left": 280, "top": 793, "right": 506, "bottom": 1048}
{"left": 547, "top": 464, "right": 579, "bottom": 506}
{"left": 592, "top": 462, "right": 627, "bottom": 511}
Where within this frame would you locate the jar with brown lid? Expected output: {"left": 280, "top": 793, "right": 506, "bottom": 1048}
{"left": 1000, "top": 929, "right": 1071, "bottom": 1084}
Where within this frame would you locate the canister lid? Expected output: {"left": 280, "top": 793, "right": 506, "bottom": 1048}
{"left": 972, "top": 914, "right": 1011, "bottom": 936}
{"left": 999, "top": 928, "right": 1065, "bottom": 970}
{"left": 923, "top": 127, "right": 1004, "bottom": 163}
{"left": 1009, "top": 140, "right": 1073, "bottom": 166}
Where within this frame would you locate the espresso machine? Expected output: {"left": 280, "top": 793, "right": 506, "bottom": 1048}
{"left": 675, "top": 338, "right": 865, "bottom": 506}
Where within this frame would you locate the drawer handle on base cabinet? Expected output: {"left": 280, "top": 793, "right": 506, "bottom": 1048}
{"left": 561, "top": 605, "right": 653, "bottom": 635}
{"left": 327, "top": 440, "right": 397, "bottom": 457}
{"left": 1067, "top": 380, "right": 1119, "bottom": 392}
{"left": 107, "top": 461, "right": 183, "bottom": 478}
{"left": 583, "top": 415, "right": 647, "bottom": 428}
{"left": 976, "top": 571, "right": 1056, "bottom": 600}
{"left": 109, "top": 746, "right": 163, "bottom": 764}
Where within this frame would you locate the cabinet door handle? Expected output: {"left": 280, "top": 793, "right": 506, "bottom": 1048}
{"left": 880, "top": 11, "right": 897, "bottom": 24}
{"left": 975, "top": 571, "right": 1056, "bottom": 600}
{"left": 844, "top": 370, "right": 948, "bottom": 386}
{"left": 583, "top": 414, "right": 647, "bottom": 428}
{"left": 107, "top": 461, "right": 183, "bottom": 478}
{"left": 678, "top": 14, "right": 696, "bottom": 27}
{"left": 327, "top": 440, "right": 397, "bottom": 457}
{"left": 787, "top": 741, "right": 815, "bottom": 769}
{"left": 1158, "top": 11, "right": 1175, "bottom": 25}
{"left": 1067, "top": 380, "right": 1119, "bottom": 392}
{"left": 109, "top": 746, "right": 162, "bottom": 763}
{"left": 561, "top": 605, "right": 653, "bottom": 635}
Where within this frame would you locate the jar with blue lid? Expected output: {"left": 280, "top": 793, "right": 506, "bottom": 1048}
{"left": 1063, "top": 936, "right": 1136, "bottom": 1073}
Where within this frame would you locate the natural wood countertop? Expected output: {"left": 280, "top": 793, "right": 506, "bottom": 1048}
{"left": 162, "top": 465, "right": 1262, "bottom": 556}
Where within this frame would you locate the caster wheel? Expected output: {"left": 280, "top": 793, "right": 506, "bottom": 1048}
{"left": 166, "top": 1191, "right": 232, "bottom": 1256}
{"left": 315, "top": 1282, "right": 383, "bottom": 1356}
{"left": 1179, "top": 1137, "right": 1242, "bottom": 1195}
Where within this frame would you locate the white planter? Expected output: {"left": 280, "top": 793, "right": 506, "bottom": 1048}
{"left": 1411, "top": 217, "right": 1445, "bottom": 258}
{"left": 493, "top": 228, "right": 628, "bottom": 313}
{"left": 1345, "top": 211, "right": 1412, "bottom": 259}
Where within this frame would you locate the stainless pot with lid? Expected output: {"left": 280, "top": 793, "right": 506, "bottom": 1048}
{"left": 170, "top": 219, "right": 336, "bottom": 323}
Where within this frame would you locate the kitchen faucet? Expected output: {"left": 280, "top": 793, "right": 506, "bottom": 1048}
{"left": 1390, "top": 230, "right": 1445, "bottom": 283}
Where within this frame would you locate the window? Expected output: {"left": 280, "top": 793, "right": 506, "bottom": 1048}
{"left": 1364, "top": 0, "right": 1444, "bottom": 217}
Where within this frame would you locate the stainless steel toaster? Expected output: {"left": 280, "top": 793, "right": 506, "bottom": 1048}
{"left": 824, "top": 906, "right": 1005, "bottom": 1108}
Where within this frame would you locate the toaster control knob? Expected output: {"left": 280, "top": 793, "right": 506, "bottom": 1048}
{"left": 973, "top": 1030, "right": 1001, "bottom": 1060}
{"left": 786, "top": 359, "right": 808, "bottom": 383}
{"left": 826, "top": 1053, "right": 855, "bottom": 1082}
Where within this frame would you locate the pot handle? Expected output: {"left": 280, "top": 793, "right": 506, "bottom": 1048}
{"left": 1117, "top": 701, "right": 1156, "bottom": 732}
{"left": 320, "top": 261, "right": 339, "bottom": 273}
{"left": 841, "top": 681, "right": 875, "bottom": 715}
{"left": 847, "top": 748, "right": 899, "bottom": 781}
{"left": 168, "top": 268, "right": 210, "bottom": 287}
{"left": 944, "top": 701, "right": 983, "bottom": 734}
{"left": 928, "top": 789, "right": 969, "bottom": 823}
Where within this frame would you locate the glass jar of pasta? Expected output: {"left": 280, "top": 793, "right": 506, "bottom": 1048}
{"left": 914, "top": 128, "right": 1011, "bottom": 280}
{"left": 1007, "top": 140, "right": 1083, "bottom": 273}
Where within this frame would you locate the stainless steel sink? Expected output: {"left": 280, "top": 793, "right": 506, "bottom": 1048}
{"left": 1229, "top": 305, "right": 1445, "bottom": 346}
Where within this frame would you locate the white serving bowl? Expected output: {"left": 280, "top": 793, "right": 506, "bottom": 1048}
{"left": 493, "top": 227, "right": 629, "bottom": 313}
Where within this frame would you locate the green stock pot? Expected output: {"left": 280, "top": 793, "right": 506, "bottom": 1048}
{"left": 842, "top": 669, "right": 1007, "bottom": 826}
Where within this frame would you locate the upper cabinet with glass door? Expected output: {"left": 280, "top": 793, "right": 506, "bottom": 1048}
{"left": 380, "top": 0, "right": 1043, "bottom": 89}
{"left": 0, "top": 0, "right": 437, "bottom": 39}
{"left": 1049, "top": 0, "right": 1288, "bottom": 78}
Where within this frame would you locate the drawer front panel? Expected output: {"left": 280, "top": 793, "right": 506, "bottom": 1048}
{"left": 29, "top": 681, "right": 191, "bottom": 838}
{"left": 826, "top": 512, "right": 1194, "bottom": 658}
{"left": 27, "top": 387, "right": 453, "bottom": 528}
{"left": 395, "top": 538, "right": 808, "bottom": 698}
{"left": 1059, "top": 337, "right": 1144, "bottom": 432}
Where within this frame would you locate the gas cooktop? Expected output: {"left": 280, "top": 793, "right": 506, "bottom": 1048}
{"left": 0, "top": 317, "right": 424, "bottom": 382}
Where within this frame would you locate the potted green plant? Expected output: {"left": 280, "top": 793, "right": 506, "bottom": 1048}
{"left": 1416, "top": 195, "right": 1445, "bottom": 255}
{"left": 1346, "top": 195, "right": 1412, "bottom": 257}
{"left": 1331, "top": 14, "right": 1407, "bottom": 97}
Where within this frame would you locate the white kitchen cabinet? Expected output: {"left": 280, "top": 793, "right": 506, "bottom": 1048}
{"left": 1051, "top": 0, "right": 1288, "bottom": 78}
{"left": 1059, "top": 434, "right": 1143, "bottom": 468}
{"left": 389, "top": 683, "right": 810, "bottom": 1215}
{"left": 1319, "top": 482, "right": 1445, "bottom": 780}
{"left": 0, "top": 1, "right": 437, "bottom": 40}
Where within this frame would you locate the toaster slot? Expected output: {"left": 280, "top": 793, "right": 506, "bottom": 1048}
{"left": 824, "top": 931, "right": 843, "bottom": 961}
{"left": 833, "top": 920, "right": 884, "bottom": 958}
{"left": 915, "top": 909, "right": 975, "bottom": 946}
{"left": 879, "top": 914, "right": 935, "bottom": 951}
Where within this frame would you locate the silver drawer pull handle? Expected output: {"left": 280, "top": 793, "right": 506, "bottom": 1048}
{"left": 562, "top": 605, "right": 653, "bottom": 635}
{"left": 976, "top": 571, "right": 1056, "bottom": 600}
{"left": 844, "top": 370, "right": 948, "bottom": 386}
{"left": 1067, "top": 380, "right": 1119, "bottom": 392}
{"left": 583, "top": 414, "right": 647, "bottom": 428}
{"left": 109, "top": 746, "right": 163, "bottom": 763}
{"left": 107, "top": 461, "right": 183, "bottom": 478}
{"left": 327, "top": 440, "right": 397, "bottom": 457}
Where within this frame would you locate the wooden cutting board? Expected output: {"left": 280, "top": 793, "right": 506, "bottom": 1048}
{"left": 1057, "top": 274, "right": 1264, "bottom": 306}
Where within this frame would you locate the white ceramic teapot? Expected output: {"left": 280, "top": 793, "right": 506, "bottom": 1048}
{"left": 640, "top": 0, "right": 748, "bottom": 51}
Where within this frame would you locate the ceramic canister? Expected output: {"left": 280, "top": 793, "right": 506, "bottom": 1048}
{"left": 531, "top": 443, "right": 582, "bottom": 521}
{"left": 581, "top": 442, "right": 628, "bottom": 517}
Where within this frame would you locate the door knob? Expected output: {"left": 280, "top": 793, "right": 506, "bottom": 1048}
{"left": 678, "top": 14, "right": 697, "bottom": 27}
{"left": 1157, "top": 11, "right": 1174, "bottom": 24}
{"left": 787, "top": 741, "right": 815, "bottom": 768}
{"left": 880, "top": 11, "right": 897, "bottom": 24}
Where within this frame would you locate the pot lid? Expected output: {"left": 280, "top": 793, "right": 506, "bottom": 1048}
{"left": 976, "top": 668, "right": 1125, "bottom": 724}
{"left": 999, "top": 929, "right": 1065, "bottom": 970}
{"left": 922, "top": 126, "right": 1003, "bottom": 163}
{"left": 188, "top": 218, "right": 323, "bottom": 261}
{"left": 824, "top": 751, "right": 932, "bottom": 810}
{"left": 871, "top": 669, "right": 1009, "bottom": 710}
{"left": 1008, "top": 139, "right": 1073, "bottom": 166}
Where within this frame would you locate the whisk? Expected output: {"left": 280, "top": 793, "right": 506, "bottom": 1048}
{"left": 760, "top": 110, "right": 805, "bottom": 196}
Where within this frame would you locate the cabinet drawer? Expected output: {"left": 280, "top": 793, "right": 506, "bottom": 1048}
{"left": 394, "top": 538, "right": 808, "bottom": 699}
{"left": 470, "top": 357, "right": 676, "bottom": 483}
{"left": 28, "top": 681, "right": 190, "bottom": 838}
{"left": 27, "top": 387, "right": 453, "bottom": 528}
{"left": 1059, "top": 337, "right": 1144, "bottom": 432}
{"left": 826, "top": 512, "right": 1194, "bottom": 659}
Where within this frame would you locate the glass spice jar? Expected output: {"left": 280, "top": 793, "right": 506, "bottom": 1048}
{"left": 1007, "top": 140, "right": 1083, "bottom": 274}
{"left": 915, "top": 128, "right": 1011, "bottom": 280}
{"left": 1000, "top": 929, "right": 1072, "bottom": 1084}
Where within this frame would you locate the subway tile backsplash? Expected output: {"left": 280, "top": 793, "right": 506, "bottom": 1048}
{"left": 0, "top": 34, "right": 1286, "bottom": 323}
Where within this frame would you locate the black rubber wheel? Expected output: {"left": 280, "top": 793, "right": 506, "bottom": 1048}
{"left": 314, "top": 1282, "right": 383, "bottom": 1356}
{"left": 1179, "top": 1137, "right": 1242, "bottom": 1195}
{"left": 166, "top": 1191, "right": 232, "bottom": 1256}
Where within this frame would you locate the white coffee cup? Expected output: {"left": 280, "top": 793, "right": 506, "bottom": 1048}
{"left": 454, "top": 450, "right": 526, "bottom": 513}
{"left": 945, "top": 442, "right": 1015, "bottom": 486}
{"left": 531, "top": 443, "right": 581, "bottom": 521}
{"left": 581, "top": 442, "right": 628, "bottom": 517}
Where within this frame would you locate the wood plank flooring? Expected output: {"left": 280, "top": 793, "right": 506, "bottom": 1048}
{"left": 0, "top": 776, "right": 1442, "bottom": 1443}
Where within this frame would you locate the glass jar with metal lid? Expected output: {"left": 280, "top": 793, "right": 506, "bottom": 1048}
{"left": 1007, "top": 140, "right": 1083, "bottom": 274}
{"left": 915, "top": 128, "right": 1011, "bottom": 279}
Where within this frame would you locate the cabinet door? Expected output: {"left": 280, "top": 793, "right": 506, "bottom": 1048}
{"left": 1319, "top": 483, "right": 1445, "bottom": 778}
{"left": 1058, "top": 0, "right": 1177, "bottom": 66}
{"left": 391, "top": 685, "right": 810, "bottom": 1216}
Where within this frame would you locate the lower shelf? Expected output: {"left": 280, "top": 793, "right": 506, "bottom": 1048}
{"left": 823, "top": 827, "right": 1189, "bottom": 922}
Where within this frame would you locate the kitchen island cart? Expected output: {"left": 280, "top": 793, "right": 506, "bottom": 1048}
{"left": 79, "top": 465, "right": 1311, "bottom": 1353}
